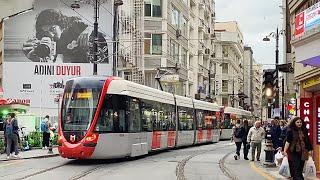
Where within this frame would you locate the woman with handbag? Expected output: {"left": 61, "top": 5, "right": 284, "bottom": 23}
{"left": 283, "top": 117, "right": 313, "bottom": 180}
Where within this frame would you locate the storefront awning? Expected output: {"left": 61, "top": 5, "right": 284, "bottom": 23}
{"left": 297, "top": 55, "right": 320, "bottom": 68}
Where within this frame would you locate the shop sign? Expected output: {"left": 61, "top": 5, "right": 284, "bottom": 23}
{"left": 305, "top": 2, "right": 320, "bottom": 32}
{"left": 302, "top": 75, "right": 320, "bottom": 89}
{"left": 295, "top": 11, "right": 305, "bottom": 37}
{"left": 316, "top": 97, "right": 320, "bottom": 144}
{"left": 294, "top": 1, "right": 320, "bottom": 38}
{"left": 300, "top": 98, "right": 313, "bottom": 141}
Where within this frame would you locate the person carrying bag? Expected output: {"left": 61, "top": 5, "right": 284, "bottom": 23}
{"left": 279, "top": 156, "right": 291, "bottom": 178}
{"left": 304, "top": 156, "right": 316, "bottom": 178}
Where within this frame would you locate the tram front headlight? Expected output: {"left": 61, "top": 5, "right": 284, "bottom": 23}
{"left": 85, "top": 133, "right": 97, "bottom": 142}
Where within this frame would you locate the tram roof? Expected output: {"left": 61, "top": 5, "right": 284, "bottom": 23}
{"left": 224, "top": 107, "right": 251, "bottom": 116}
{"left": 107, "top": 77, "right": 175, "bottom": 105}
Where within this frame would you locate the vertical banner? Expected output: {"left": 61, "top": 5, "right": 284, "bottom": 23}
{"left": 300, "top": 98, "right": 313, "bottom": 141}
{"left": 295, "top": 11, "right": 305, "bottom": 38}
{"left": 316, "top": 97, "right": 320, "bottom": 144}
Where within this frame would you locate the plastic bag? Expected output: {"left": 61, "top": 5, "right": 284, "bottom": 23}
{"left": 275, "top": 151, "right": 284, "bottom": 165}
{"left": 304, "top": 156, "right": 316, "bottom": 178}
{"left": 279, "top": 156, "right": 291, "bottom": 178}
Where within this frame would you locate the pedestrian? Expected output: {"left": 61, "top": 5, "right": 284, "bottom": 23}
{"left": 41, "top": 115, "right": 51, "bottom": 149}
{"left": 242, "top": 120, "right": 250, "bottom": 160}
{"left": 247, "top": 121, "right": 265, "bottom": 161}
{"left": 279, "top": 120, "right": 287, "bottom": 150}
{"left": 283, "top": 117, "right": 313, "bottom": 180}
{"left": 270, "top": 119, "right": 282, "bottom": 151}
{"left": 4, "top": 113, "right": 20, "bottom": 159}
{"left": 232, "top": 119, "right": 244, "bottom": 160}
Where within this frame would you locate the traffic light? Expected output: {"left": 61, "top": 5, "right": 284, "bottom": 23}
{"left": 263, "top": 69, "right": 277, "bottom": 99}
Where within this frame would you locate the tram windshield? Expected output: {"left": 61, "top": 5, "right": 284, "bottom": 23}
{"left": 61, "top": 78, "right": 105, "bottom": 131}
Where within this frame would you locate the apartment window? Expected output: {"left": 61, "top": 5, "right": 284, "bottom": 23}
{"left": 144, "top": 33, "right": 162, "bottom": 55}
{"left": 221, "top": 63, "right": 228, "bottom": 74}
{"left": 145, "top": 0, "right": 162, "bottom": 17}
{"left": 222, "top": 46, "right": 228, "bottom": 57}
{"left": 222, "top": 80, "right": 228, "bottom": 92}
{"left": 180, "top": 16, "right": 187, "bottom": 36}
{"left": 171, "top": 6, "right": 180, "bottom": 28}
{"left": 222, "top": 97, "right": 228, "bottom": 106}
{"left": 181, "top": 48, "right": 187, "bottom": 67}
{"left": 170, "top": 40, "right": 179, "bottom": 62}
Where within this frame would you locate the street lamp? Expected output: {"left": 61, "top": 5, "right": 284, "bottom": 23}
{"left": 263, "top": 28, "right": 285, "bottom": 118}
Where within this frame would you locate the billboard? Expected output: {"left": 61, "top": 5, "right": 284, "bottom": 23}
{"left": 3, "top": 0, "right": 113, "bottom": 109}
{"left": 295, "top": 1, "right": 320, "bottom": 38}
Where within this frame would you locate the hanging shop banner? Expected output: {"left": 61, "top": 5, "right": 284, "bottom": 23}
{"left": 300, "top": 98, "right": 313, "bottom": 142}
{"left": 295, "top": 11, "right": 305, "bottom": 37}
{"left": 316, "top": 97, "right": 320, "bottom": 144}
{"left": 295, "top": 1, "right": 320, "bottom": 38}
{"left": 3, "top": 0, "right": 113, "bottom": 109}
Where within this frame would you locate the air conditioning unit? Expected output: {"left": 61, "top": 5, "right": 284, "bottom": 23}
{"left": 176, "top": 29, "right": 182, "bottom": 38}
{"left": 205, "top": 48, "right": 210, "bottom": 54}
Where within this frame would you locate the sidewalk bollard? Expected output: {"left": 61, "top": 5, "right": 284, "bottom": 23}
{"left": 263, "top": 133, "right": 276, "bottom": 167}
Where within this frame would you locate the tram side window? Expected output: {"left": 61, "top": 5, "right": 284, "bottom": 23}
{"left": 165, "top": 104, "right": 176, "bottom": 131}
{"left": 204, "top": 110, "right": 215, "bottom": 129}
{"left": 222, "top": 114, "right": 232, "bottom": 129}
{"left": 141, "top": 99, "right": 153, "bottom": 132}
{"left": 196, "top": 109, "right": 205, "bottom": 130}
{"left": 95, "top": 95, "right": 127, "bottom": 133}
{"left": 178, "top": 106, "right": 194, "bottom": 131}
{"left": 127, "top": 97, "right": 141, "bottom": 132}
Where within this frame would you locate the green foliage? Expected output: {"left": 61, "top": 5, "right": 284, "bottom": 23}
{"left": 27, "top": 131, "right": 42, "bottom": 148}
{"left": 0, "top": 138, "right": 4, "bottom": 153}
{"left": 51, "top": 133, "right": 58, "bottom": 145}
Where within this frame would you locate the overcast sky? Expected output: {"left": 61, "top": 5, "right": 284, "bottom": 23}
{"left": 215, "top": 0, "right": 284, "bottom": 69}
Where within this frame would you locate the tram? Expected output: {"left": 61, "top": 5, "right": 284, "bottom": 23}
{"left": 219, "top": 107, "right": 252, "bottom": 140}
{"left": 58, "top": 76, "right": 222, "bottom": 159}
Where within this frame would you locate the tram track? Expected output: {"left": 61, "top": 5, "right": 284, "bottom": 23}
{"left": 176, "top": 143, "right": 234, "bottom": 180}
{"left": 219, "top": 150, "right": 239, "bottom": 180}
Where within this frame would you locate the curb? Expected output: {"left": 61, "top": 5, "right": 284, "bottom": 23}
{"left": 0, "top": 153, "right": 60, "bottom": 162}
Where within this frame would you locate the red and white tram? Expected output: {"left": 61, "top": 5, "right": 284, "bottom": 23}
{"left": 220, "top": 107, "right": 252, "bottom": 140}
{"left": 58, "top": 76, "right": 221, "bottom": 159}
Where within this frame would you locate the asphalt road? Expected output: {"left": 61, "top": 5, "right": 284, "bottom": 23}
{"left": 0, "top": 141, "right": 274, "bottom": 180}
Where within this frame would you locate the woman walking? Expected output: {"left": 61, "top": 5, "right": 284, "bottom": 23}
{"left": 242, "top": 120, "right": 250, "bottom": 160}
{"left": 283, "top": 117, "right": 313, "bottom": 180}
{"left": 232, "top": 119, "right": 244, "bottom": 160}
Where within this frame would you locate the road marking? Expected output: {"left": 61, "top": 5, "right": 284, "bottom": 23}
{"left": 249, "top": 162, "right": 275, "bottom": 180}
{"left": 0, "top": 160, "right": 24, "bottom": 168}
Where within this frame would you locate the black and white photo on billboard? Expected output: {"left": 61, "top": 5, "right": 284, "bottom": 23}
{"left": 4, "top": 0, "right": 113, "bottom": 64}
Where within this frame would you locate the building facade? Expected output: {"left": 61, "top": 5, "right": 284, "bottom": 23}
{"left": 117, "top": 0, "right": 216, "bottom": 98}
{"left": 288, "top": 0, "right": 320, "bottom": 173}
{"left": 252, "top": 60, "right": 262, "bottom": 118}
{"left": 213, "top": 21, "right": 244, "bottom": 108}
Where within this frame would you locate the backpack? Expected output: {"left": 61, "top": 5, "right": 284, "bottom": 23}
{"left": 41, "top": 121, "right": 48, "bottom": 132}
{"left": 5, "top": 120, "right": 14, "bottom": 137}
{"left": 234, "top": 127, "right": 243, "bottom": 138}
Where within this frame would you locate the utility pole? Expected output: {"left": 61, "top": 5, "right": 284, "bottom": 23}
{"left": 93, "top": 0, "right": 98, "bottom": 75}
